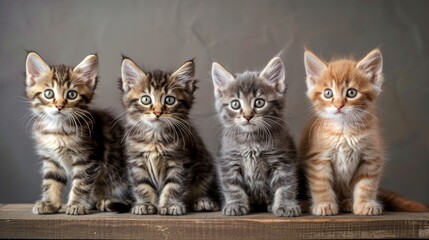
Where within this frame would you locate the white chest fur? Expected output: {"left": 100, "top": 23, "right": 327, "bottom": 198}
{"left": 331, "top": 133, "right": 362, "bottom": 185}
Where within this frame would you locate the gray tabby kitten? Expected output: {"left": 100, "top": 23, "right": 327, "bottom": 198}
{"left": 26, "top": 52, "right": 130, "bottom": 215}
{"left": 211, "top": 57, "right": 301, "bottom": 217}
{"left": 120, "top": 57, "right": 219, "bottom": 215}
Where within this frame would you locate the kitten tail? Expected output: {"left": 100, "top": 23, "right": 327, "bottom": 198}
{"left": 379, "top": 189, "right": 428, "bottom": 212}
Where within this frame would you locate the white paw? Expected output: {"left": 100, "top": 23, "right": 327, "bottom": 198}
{"left": 32, "top": 201, "right": 60, "bottom": 214}
{"left": 194, "top": 197, "right": 219, "bottom": 212}
{"left": 222, "top": 203, "right": 249, "bottom": 216}
{"left": 159, "top": 203, "right": 186, "bottom": 216}
{"left": 312, "top": 202, "right": 339, "bottom": 216}
{"left": 272, "top": 203, "right": 301, "bottom": 217}
{"left": 96, "top": 199, "right": 112, "bottom": 212}
{"left": 66, "top": 203, "right": 90, "bottom": 215}
{"left": 353, "top": 201, "right": 382, "bottom": 215}
{"left": 131, "top": 203, "right": 157, "bottom": 215}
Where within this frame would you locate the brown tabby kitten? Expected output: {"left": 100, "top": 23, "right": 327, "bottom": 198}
{"left": 120, "top": 58, "right": 219, "bottom": 215}
{"left": 300, "top": 49, "right": 428, "bottom": 216}
{"left": 26, "top": 52, "right": 130, "bottom": 215}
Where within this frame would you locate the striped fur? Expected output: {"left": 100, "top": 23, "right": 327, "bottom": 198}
{"left": 211, "top": 57, "right": 301, "bottom": 217}
{"left": 26, "top": 52, "right": 130, "bottom": 215}
{"left": 121, "top": 58, "right": 219, "bottom": 216}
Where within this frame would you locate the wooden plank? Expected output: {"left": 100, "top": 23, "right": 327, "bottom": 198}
{"left": 0, "top": 204, "right": 428, "bottom": 239}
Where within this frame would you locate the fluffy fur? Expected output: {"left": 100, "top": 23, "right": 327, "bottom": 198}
{"left": 212, "top": 57, "right": 301, "bottom": 217}
{"left": 300, "top": 49, "right": 428, "bottom": 215}
{"left": 120, "top": 57, "right": 219, "bottom": 216}
{"left": 26, "top": 52, "right": 130, "bottom": 215}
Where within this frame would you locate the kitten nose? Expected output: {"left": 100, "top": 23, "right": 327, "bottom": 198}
{"left": 56, "top": 105, "right": 64, "bottom": 111}
{"left": 243, "top": 115, "right": 253, "bottom": 121}
{"left": 154, "top": 112, "right": 162, "bottom": 118}
{"left": 335, "top": 104, "right": 345, "bottom": 111}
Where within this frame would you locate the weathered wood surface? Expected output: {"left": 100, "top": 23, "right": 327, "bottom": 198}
{"left": 1, "top": 204, "right": 428, "bottom": 239}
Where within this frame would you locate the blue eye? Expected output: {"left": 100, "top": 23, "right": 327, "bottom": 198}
{"left": 254, "top": 99, "right": 265, "bottom": 108}
{"left": 165, "top": 96, "right": 176, "bottom": 105}
{"left": 324, "top": 89, "right": 333, "bottom": 99}
{"left": 44, "top": 89, "right": 54, "bottom": 99}
{"left": 67, "top": 90, "right": 78, "bottom": 100}
{"left": 231, "top": 100, "right": 241, "bottom": 110}
{"left": 141, "top": 95, "right": 152, "bottom": 105}
{"left": 346, "top": 88, "right": 358, "bottom": 98}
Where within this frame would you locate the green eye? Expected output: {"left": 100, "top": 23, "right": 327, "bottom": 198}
{"left": 141, "top": 95, "right": 152, "bottom": 105}
{"left": 67, "top": 90, "right": 78, "bottom": 100}
{"left": 346, "top": 88, "right": 358, "bottom": 98}
{"left": 231, "top": 100, "right": 241, "bottom": 110}
{"left": 165, "top": 96, "right": 176, "bottom": 105}
{"left": 44, "top": 89, "right": 54, "bottom": 99}
{"left": 324, "top": 89, "right": 333, "bottom": 99}
{"left": 254, "top": 98, "right": 265, "bottom": 108}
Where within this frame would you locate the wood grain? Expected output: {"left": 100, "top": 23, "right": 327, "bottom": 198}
{"left": 0, "top": 204, "right": 428, "bottom": 239}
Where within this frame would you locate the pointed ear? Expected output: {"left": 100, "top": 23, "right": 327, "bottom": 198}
{"left": 259, "top": 57, "right": 286, "bottom": 93}
{"left": 356, "top": 49, "right": 383, "bottom": 89}
{"left": 73, "top": 54, "right": 98, "bottom": 89}
{"left": 26, "top": 52, "right": 50, "bottom": 87}
{"left": 211, "top": 62, "right": 234, "bottom": 97}
{"left": 304, "top": 50, "right": 327, "bottom": 90}
{"left": 171, "top": 59, "right": 196, "bottom": 92}
{"left": 121, "top": 58, "right": 145, "bottom": 92}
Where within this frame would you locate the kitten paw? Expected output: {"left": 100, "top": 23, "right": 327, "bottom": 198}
{"left": 96, "top": 199, "right": 112, "bottom": 212}
{"left": 159, "top": 203, "right": 186, "bottom": 216}
{"left": 340, "top": 199, "right": 353, "bottom": 213}
{"left": 272, "top": 203, "right": 301, "bottom": 217}
{"left": 312, "top": 202, "right": 339, "bottom": 216}
{"left": 222, "top": 203, "right": 249, "bottom": 216}
{"left": 131, "top": 203, "right": 157, "bottom": 215}
{"left": 32, "top": 201, "right": 60, "bottom": 214}
{"left": 66, "top": 203, "right": 90, "bottom": 215}
{"left": 353, "top": 201, "right": 382, "bottom": 215}
{"left": 194, "top": 197, "right": 219, "bottom": 212}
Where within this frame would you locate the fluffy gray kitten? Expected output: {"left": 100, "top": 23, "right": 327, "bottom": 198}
{"left": 211, "top": 57, "right": 301, "bottom": 217}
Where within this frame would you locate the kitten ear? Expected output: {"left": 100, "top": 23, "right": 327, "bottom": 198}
{"left": 356, "top": 49, "right": 383, "bottom": 89}
{"left": 211, "top": 62, "right": 234, "bottom": 97}
{"left": 171, "top": 59, "right": 196, "bottom": 92}
{"left": 304, "top": 50, "right": 327, "bottom": 90}
{"left": 259, "top": 57, "right": 286, "bottom": 93}
{"left": 121, "top": 58, "right": 146, "bottom": 92}
{"left": 73, "top": 54, "right": 98, "bottom": 89}
{"left": 25, "top": 52, "right": 50, "bottom": 87}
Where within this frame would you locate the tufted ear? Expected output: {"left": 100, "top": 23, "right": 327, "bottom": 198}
{"left": 304, "top": 50, "right": 327, "bottom": 91}
{"left": 211, "top": 62, "right": 234, "bottom": 97}
{"left": 171, "top": 59, "right": 196, "bottom": 93}
{"left": 25, "top": 52, "right": 50, "bottom": 87}
{"left": 356, "top": 49, "right": 383, "bottom": 90}
{"left": 259, "top": 57, "right": 286, "bottom": 93}
{"left": 121, "top": 58, "right": 145, "bottom": 92}
{"left": 73, "top": 54, "right": 98, "bottom": 89}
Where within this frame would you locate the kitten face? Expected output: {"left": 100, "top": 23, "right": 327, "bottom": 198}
{"left": 121, "top": 58, "right": 196, "bottom": 128}
{"left": 25, "top": 52, "right": 98, "bottom": 121}
{"left": 212, "top": 57, "right": 287, "bottom": 132}
{"left": 304, "top": 49, "right": 383, "bottom": 122}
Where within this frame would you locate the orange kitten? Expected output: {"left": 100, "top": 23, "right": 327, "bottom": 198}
{"left": 299, "top": 49, "right": 428, "bottom": 216}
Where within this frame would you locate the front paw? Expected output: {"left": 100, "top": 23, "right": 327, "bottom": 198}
{"left": 353, "top": 201, "right": 382, "bottom": 215}
{"left": 272, "top": 203, "right": 301, "bottom": 217}
{"left": 312, "top": 202, "right": 339, "bottom": 216}
{"left": 194, "top": 197, "right": 219, "bottom": 212}
{"left": 32, "top": 201, "right": 60, "bottom": 214}
{"left": 222, "top": 203, "right": 249, "bottom": 216}
{"left": 159, "top": 203, "right": 186, "bottom": 216}
{"left": 96, "top": 199, "right": 112, "bottom": 212}
{"left": 66, "top": 203, "right": 90, "bottom": 215}
{"left": 131, "top": 203, "right": 157, "bottom": 215}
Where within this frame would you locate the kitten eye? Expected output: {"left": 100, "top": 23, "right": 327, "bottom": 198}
{"left": 164, "top": 96, "right": 176, "bottom": 105}
{"left": 141, "top": 95, "right": 152, "bottom": 105}
{"left": 230, "top": 100, "right": 241, "bottom": 110}
{"left": 346, "top": 88, "right": 358, "bottom": 98}
{"left": 254, "top": 98, "right": 265, "bottom": 108}
{"left": 67, "top": 90, "right": 78, "bottom": 100}
{"left": 44, "top": 89, "right": 54, "bottom": 99}
{"left": 323, "top": 89, "right": 333, "bottom": 99}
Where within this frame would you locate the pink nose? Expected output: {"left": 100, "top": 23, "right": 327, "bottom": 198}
{"left": 56, "top": 105, "right": 64, "bottom": 111}
{"left": 154, "top": 112, "right": 162, "bottom": 118}
{"left": 243, "top": 115, "right": 253, "bottom": 121}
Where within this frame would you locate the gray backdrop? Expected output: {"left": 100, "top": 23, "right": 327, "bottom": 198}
{"left": 1, "top": 0, "right": 428, "bottom": 204}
